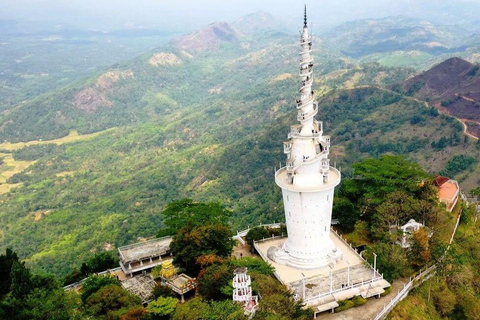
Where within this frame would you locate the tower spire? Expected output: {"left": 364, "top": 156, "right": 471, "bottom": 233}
{"left": 304, "top": 5, "right": 307, "bottom": 28}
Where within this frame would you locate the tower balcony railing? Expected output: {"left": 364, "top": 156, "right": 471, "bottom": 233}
{"left": 283, "top": 141, "right": 292, "bottom": 153}
{"left": 297, "top": 103, "right": 318, "bottom": 122}
{"left": 286, "top": 160, "right": 294, "bottom": 172}
{"left": 288, "top": 124, "right": 302, "bottom": 139}
{"left": 296, "top": 93, "right": 314, "bottom": 109}
{"left": 299, "top": 47, "right": 312, "bottom": 54}
{"left": 299, "top": 78, "right": 313, "bottom": 91}
{"left": 300, "top": 56, "right": 314, "bottom": 64}
{"left": 285, "top": 149, "right": 329, "bottom": 174}
{"left": 300, "top": 38, "right": 312, "bottom": 47}
{"left": 299, "top": 64, "right": 313, "bottom": 76}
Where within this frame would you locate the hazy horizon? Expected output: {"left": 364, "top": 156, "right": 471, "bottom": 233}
{"left": 2, "top": 0, "right": 480, "bottom": 34}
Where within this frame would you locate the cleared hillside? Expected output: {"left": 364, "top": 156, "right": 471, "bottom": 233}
{"left": 397, "top": 57, "right": 480, "bottom": 137}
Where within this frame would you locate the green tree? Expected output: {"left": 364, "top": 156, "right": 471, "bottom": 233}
{"left": 351, "top": 155, "right": 427, "bottom": 206}
{"left": 158, "top": 199, "right": 232, "bottom": 237}
{"left": 147, "top": 296, "right": 178, "bottom": 320}
{"left": 333, "top": 197, "right": 358, "bottom": 232}
{"left": 371, "top": 191, "right": 419, "bottom": 240}
{"left": 81, "top": 275, "right": 120, "bottom": 303}
{"left": 22, "top": 288, "right": 78, "bottom": 320}
{"left": 245, "top": 227, "right": 269, "bottom": 247}
{"left": 170, "top": 224, "right": 234, "bottom": 276}
{"left": 85, "top": 284, "right": 142, "bottom": 319}
{"left": 9, "top": 261, "right": 34, "bottom": 300}
{"left": 205, "top": 300, "right": 244, "bottom": 319}
{"left": 0, "top": 248, "right": 19, "bottom": 297}
{"left": 365, "top": 243, "right": 409, "bottom": 282}
{"left": 197, "top": 263, "right": 231, "bottom": 301}
{"left": 433, "top": 283, "right": 456, "bottom": 316}
{"left": 172, "top": 298, "right": 209, "bottom": 320}
{"left": 230, "top": 257, "right": 274, "bottom": 275}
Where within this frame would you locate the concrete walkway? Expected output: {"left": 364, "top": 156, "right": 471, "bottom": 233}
{"left": 232, "top": 242, "right": 255, "bottom": 259}
{"left": 315, "top": 279, "right": 408, "bottom": 320}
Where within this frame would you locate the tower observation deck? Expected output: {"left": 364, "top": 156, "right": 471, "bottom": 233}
{"left": 270, "top": 6, "right": 342, "bottom": 270}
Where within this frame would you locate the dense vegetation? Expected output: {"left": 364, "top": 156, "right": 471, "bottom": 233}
{"left": 388, "top": 204, "right": 480, "bottom": 319}
{"left": 0, "top": 199, "right": 312, "bottom": 319}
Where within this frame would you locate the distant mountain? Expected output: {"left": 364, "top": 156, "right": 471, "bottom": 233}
{"left": 232, "top": 11, "right": 286, "bottom": 34}
{"left": 321, "top": 16, "right": 467, "bottom": 58}
{"left": 402, "top": 57, "right": 479, "bottom": 100}
{"left": 171, "top": 21, "right": 239, "bottom": 52}
{"left": 397, "top": 57, "right": 480, "bottom": 138}
{"left": 399, "top": 57, "right": 480, "bottom": 127}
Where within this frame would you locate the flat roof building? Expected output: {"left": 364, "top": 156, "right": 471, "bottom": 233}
{"left": 118, "top": 236, "right": 172, "bottom": 277}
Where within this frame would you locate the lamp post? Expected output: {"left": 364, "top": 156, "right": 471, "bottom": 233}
{"left": 346, "top": 259, "right": 350, "bottom": 287}
{"left": 373, "top": 253, "right": 377, "bottom": 280}
{"left": 330, "top": 270, "right": 333, "bottom": 293}
{"left": 301, "top": 273, "right": 306, "bottom": 300}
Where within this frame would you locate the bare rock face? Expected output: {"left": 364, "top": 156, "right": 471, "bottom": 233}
{"left": 172, "top": 22, "right": 238, "bottom": 52}
{"left": 74, "top": 88, "right": 112, "bottom": 113}
{"left": 148, "top": 53, "right": 183, "bottom": 66}
{"left": 74, "top": 70, "right": 134, "bottom": 112}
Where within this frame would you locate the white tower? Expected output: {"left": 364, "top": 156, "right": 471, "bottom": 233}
{"left": 233, "top": 268, "right": 258, "bottom": 316}
{"left": 270, "top": 7, "right": 342, "bottom": 270}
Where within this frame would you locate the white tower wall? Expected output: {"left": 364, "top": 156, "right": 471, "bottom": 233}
{"left": 270, "top": 7, "right": 342, "bottom": 270}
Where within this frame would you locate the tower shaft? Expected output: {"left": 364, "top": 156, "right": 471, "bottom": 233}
{"left": 272, "top": 8, "right": 342, "bottom": 269}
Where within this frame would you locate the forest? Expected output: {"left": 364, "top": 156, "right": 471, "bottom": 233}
{"left": 2, "top": 154, "right": 478, "bottom": 319}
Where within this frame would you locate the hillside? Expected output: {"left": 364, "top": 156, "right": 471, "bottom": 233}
{"left": 0, "top": 18, "right": 478, "bottom": 277}
{"left": 171, "top": 21, "right": 239, "bottom": 52}
{"left": 0, "top": 28, "right": 175, "bottom": 111}
{"left": 398, "top": 57, "right": 480, "bottom": 137}
{"left": 1, "top": 84, "right": 479, "bottom": 276}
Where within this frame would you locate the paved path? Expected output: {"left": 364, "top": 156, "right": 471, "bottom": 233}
{"left": 232, "top": 242, "right": 254, "bottom": 259}
{"left": 315, "top": 279, "right": 408, "bottom": 320}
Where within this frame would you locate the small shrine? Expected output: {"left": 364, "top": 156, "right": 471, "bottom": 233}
{"left": 232, "top": 268, "right": 258, "bottom": 317}
{"left": 159, "top": 260, "right": 197, "bottom": 303}
{"left": 160, "top": 260, "right": 176, "bottom": 279}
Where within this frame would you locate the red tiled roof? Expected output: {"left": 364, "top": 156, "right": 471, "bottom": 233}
{"left": 434, "top": 176, "right": 449, "bottom": 187}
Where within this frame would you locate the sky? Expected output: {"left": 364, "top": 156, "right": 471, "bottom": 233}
{"left": 1, "top": 0, "right": 480, "bottom": 33}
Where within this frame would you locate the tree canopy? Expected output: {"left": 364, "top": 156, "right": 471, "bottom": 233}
{"left": 158, "top": 199, "right": 232, "bottom": 237}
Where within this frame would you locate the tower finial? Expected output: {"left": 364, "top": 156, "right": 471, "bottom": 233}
{"left": 304, "top": 5, "right": 307, "bottom": 28}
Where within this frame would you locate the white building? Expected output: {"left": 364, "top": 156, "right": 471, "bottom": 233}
{"left": 233, "top": 268, "right": 258, "bottom": 316}
{"left": 398, "top": 219, "right": 426, "bottom": 248}
{"left": 270, "top": 7, "right": 342, "bottom": 270}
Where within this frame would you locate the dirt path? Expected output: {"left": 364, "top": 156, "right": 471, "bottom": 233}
{"left": 459, "top": 119, "right": 480, "bottom": 140}
{"left": 316, "top": 279, "right": 409, "bottom": 320}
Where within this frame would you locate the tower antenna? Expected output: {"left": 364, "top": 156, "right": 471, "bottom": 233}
{"left": 304, "top": 4, "right": 307, "bottom": 28}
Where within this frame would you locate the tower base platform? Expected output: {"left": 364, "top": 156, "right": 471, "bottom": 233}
{"left": 254, "top": 230, "right": 391, "bottom": 312}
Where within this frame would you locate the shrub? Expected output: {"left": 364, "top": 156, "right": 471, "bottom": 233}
{"left": 381, "top": 285, "right": 393, "bottom": 297}
{"left": 335, "top": 299, "right": 355, "bottom": 312}
{"left": 352, "top": 295, "right": 367, "bottom": 307}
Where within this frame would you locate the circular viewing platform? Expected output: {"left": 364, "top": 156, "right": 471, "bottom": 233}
{"left": 275, "top": 166, "right": 341, "bottom": 192}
